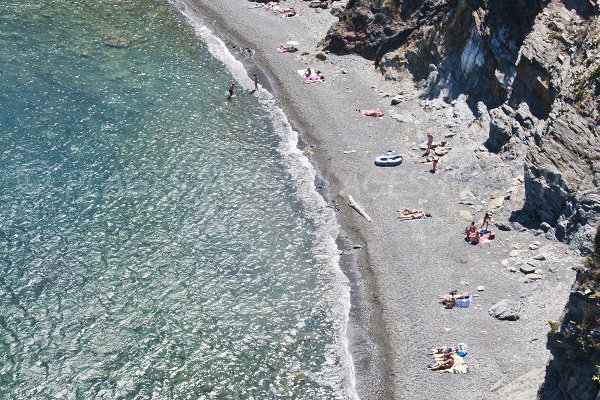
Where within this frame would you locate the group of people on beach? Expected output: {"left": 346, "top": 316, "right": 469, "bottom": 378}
{"left": 464, "top": 212, "right": 493, "bottom": 245}
{"left": 427, "top": 345, "right": 469, "bottom": 373}
{"left": 303, "top": 67, "right": 325, "bottom": 83}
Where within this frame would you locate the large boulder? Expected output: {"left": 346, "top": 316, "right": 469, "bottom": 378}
{"left": 488, "top": 299, "right": 521, "bottom": 320}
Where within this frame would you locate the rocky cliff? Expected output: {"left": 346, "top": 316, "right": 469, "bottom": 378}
{"left": 321, "top": 0, "right": 599, "bottom": 253}
{"left": 539, "top": 226, "right": 600, "bottom": 400}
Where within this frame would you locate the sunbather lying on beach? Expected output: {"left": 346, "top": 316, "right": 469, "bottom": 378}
{"left": 305, "top": 74, "right": 325, "bottom": 83}
{"left": 277, "top": 44, "right": 298, "bottom": 53}
{"left": 437, "top": 290, "right": 469, "bottom": 302}
{"left": 427, "top": 354, "right": 454, "bottom": 371}
{"left": 361, "top": 108, "right": 384, "bottom": 117}
{"left": 429, "top": 343, "right": 468, "bottom": 357}
{"left": 398, "top": 209, "right": 431, "bottom": 220}
{"left": 304, "top": 70, "right": 325, "bottom": 83}
{"left": 437, "top": 290, "right": 470, "bottom": 308}
{"left": 428, "top": 346, "right": 455, "bottom": 356}
{"left": 277, "top": 7, "right": 296, "bottom": 16}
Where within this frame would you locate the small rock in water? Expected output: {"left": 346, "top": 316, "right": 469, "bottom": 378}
{"left": 45, "top": 130, "right": 58, "bottom": 139}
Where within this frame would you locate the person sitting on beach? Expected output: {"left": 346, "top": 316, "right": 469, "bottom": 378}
{"left": 304, "top": 68, "right": 312, "bottom": 78}
{"left": 464, "top": 222, "right": 479, "bottom": 244}
{"left": 481, "top": 211, "right": 492, "bottom": 231}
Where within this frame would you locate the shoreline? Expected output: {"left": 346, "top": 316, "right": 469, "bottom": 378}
{"left": 173, "top": 1, "right": 581, "bottom": 399}
{"left": 173, "top": 1, "right": 390, "bottom": 397}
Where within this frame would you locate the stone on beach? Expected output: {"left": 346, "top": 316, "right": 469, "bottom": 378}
{"left": 520, "top": 264, "right": 536, "bottom": 274}
{"left": 489, "top": 300, "right": 521, "bottom": 321}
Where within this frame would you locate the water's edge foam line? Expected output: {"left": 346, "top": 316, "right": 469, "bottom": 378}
{"left": 167, "top": 2, "right": 359, "bottom": 398}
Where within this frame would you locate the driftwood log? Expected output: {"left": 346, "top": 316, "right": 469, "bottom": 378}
{"left": 347, "top": 195, "right": 372, "bottom": 222}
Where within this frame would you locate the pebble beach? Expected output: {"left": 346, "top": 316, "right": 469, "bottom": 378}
{"left": 177, "top": 1, "right": 582, "bottom": 398}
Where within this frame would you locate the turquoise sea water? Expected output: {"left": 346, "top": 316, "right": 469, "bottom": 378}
{"left": 0, "top": 1, "right": 355, "bottom": 398}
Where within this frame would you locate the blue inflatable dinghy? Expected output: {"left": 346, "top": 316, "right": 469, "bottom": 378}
{"left": 374, "top": 154, "right": 403, "bottom": 167}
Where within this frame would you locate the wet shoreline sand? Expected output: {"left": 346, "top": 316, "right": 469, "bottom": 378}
{"left": 176, "top": 1, "right": 579, "bottom": 398}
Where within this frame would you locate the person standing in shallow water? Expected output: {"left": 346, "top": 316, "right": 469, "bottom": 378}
{"left": 252, "top": 73, "right": 259, "bottom": 91}
{"left": 228, "top": 82, "right": 235, "bottom": 99}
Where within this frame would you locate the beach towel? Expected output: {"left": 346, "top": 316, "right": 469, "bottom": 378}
{"left": 448, "top": 355, "right": 469, "bottom": 374}
{"left": 479, "top": 232, "right": 496, "bottom": 244}
{"left": 454, "top": 295, "right": 473, "bottom": 308}
{"left": 297, "top": 69, "right": 324, "bottom": 84}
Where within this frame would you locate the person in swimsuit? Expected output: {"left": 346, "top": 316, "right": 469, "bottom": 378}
{"left": 426, "top": 132, "right": 434, "bottom": 154}
{"left": 481, "top": 211, "right": 492, "bottom": 231}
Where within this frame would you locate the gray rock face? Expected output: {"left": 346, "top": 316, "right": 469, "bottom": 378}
{"left": 323, "top": 0, "right": 599, "bottom": 255}
{"left": 489, "top": 299, "right": 521, "bottom": 321}
{"left": 539, "top": 291, "right": 600, "bottom": 400}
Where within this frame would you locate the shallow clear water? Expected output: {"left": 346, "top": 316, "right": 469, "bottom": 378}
{"left": 0, "top": 1, "right": 353, "bottom": 398}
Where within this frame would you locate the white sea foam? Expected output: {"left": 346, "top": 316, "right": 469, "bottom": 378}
{"left": 168, "top": 1, "right": 358, "bottom": 398}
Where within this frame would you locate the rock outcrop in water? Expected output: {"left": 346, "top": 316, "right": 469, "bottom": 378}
{"left": 321, "top": 0, "right": 599, "bottom": 253}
